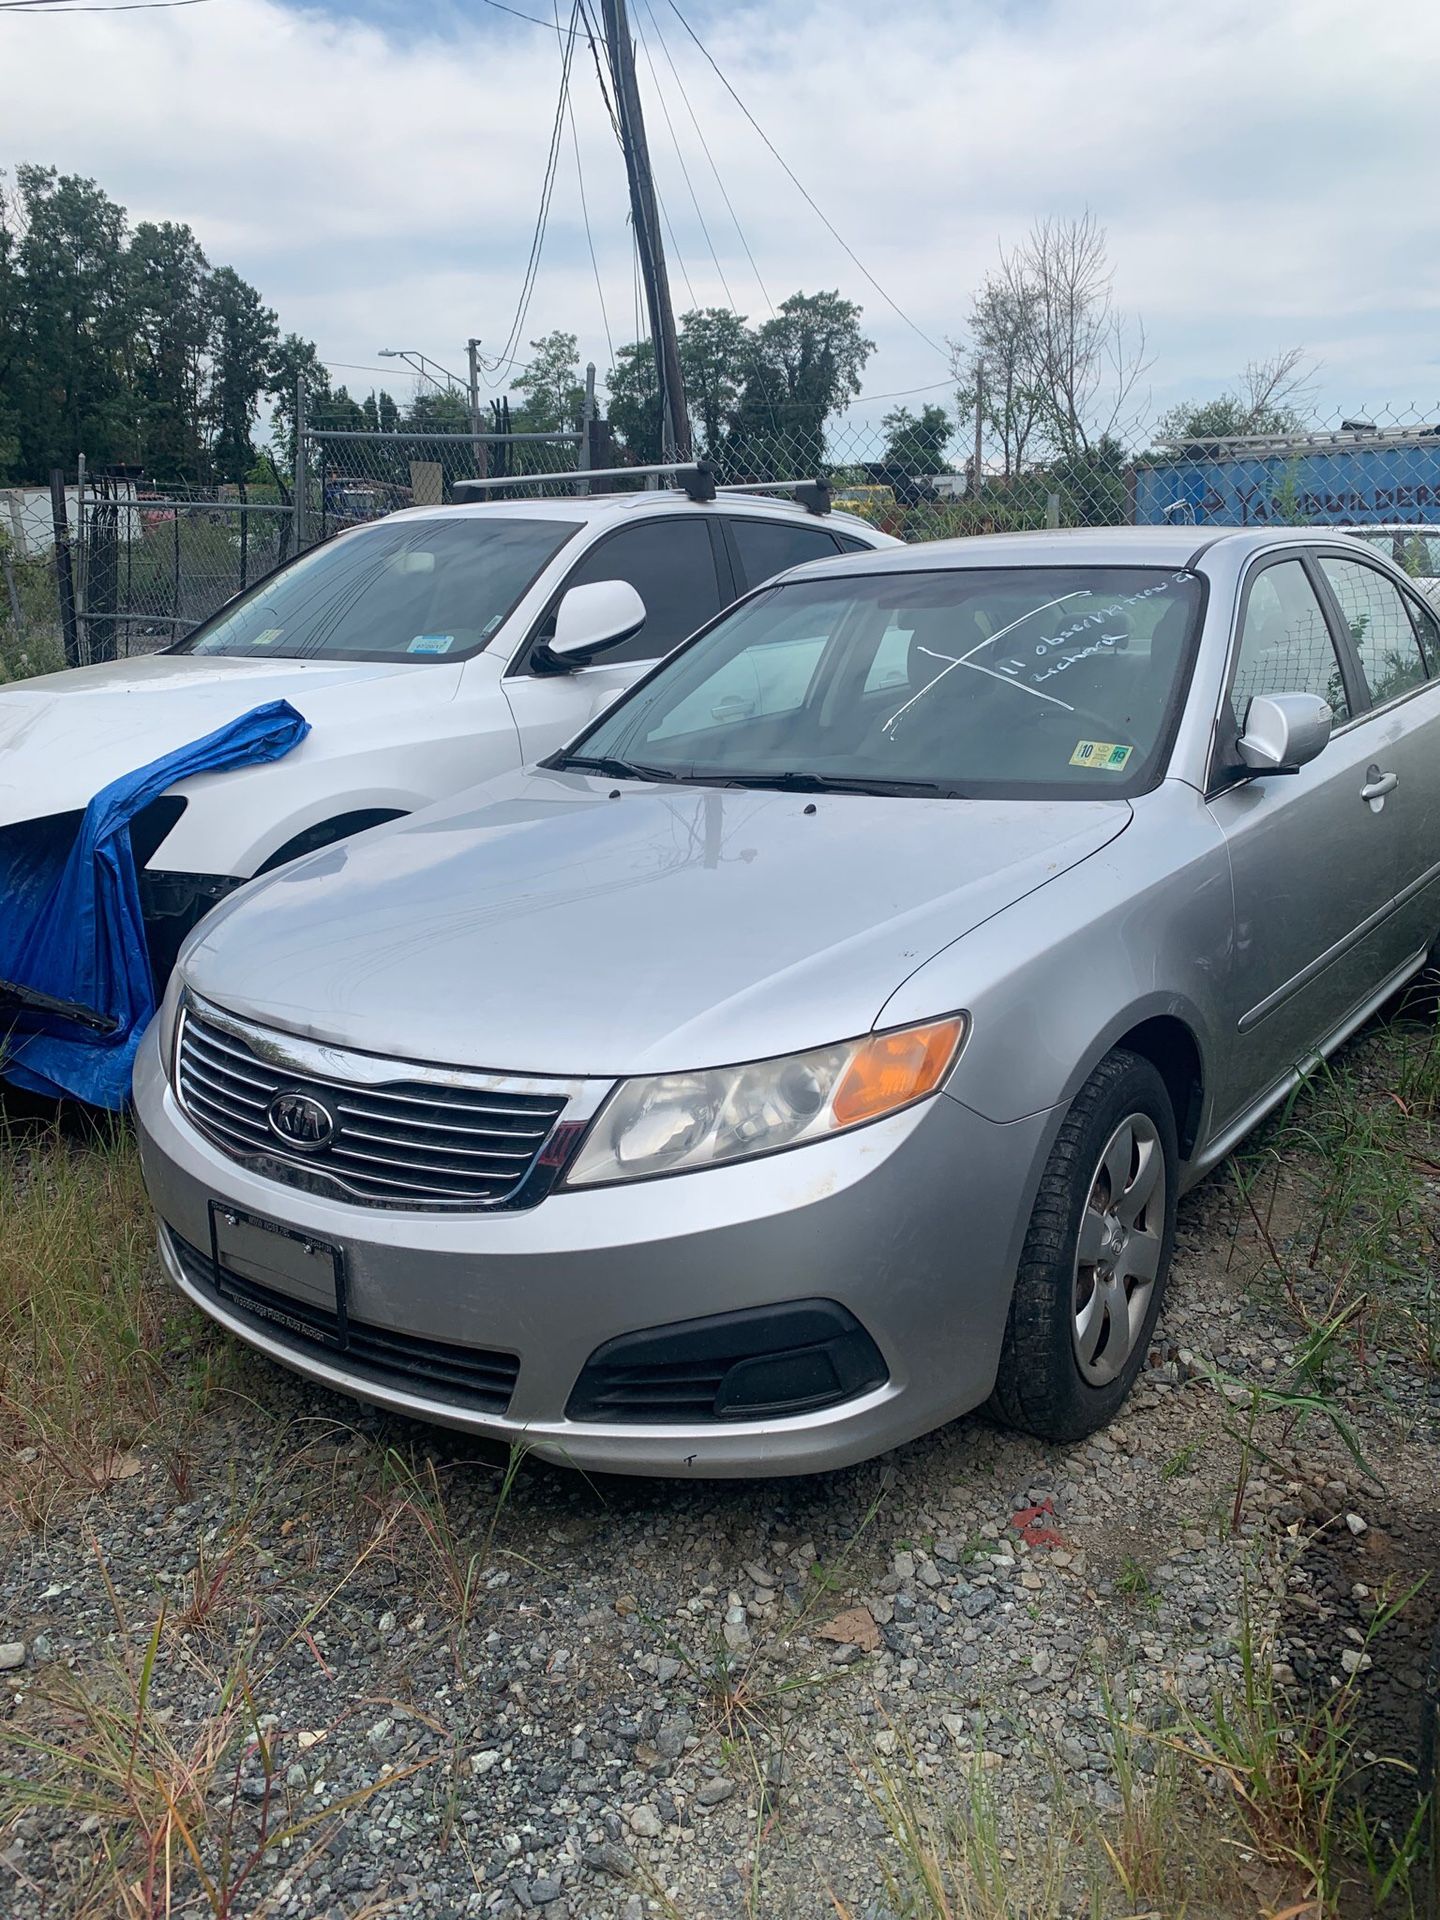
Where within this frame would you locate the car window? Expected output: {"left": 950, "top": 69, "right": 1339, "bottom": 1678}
{"left": 1403, "top": 587, "right": 1440, "bottom": 676}
{"left": 1231, "top": 561, "right": 1350, "bottom": 724}
{"left": 1320, "top": 556, "right": 1430, "bottom": 705}
{"left": 568, "top": 566, "right": 1206, "bottom": 799}
{"left": 728, "top": 519, "right": 839, "bottom": 589}
{"left": 649, "top": 598, "right": 836, "bottom": 740}
{"left": 173, "top": 517, "right": 576, "bottom": 662}
{"left": 559, "top": 519, "right": 722, "bottom": 665}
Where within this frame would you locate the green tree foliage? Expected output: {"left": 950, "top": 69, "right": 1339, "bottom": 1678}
{"left": 511, "top": 330, "right": 585, "bottom": 433}
{"left": 0, "top": 164, "right": 313, "bottom": 486}
{"left": 880, "top": 403, "right": 953, "bottom": 474}
{"left": 1152, "top": 351, "right": 1315, "bottom": 449}
{"left": 606, "top": 294, "right": 874, "bottom": 477}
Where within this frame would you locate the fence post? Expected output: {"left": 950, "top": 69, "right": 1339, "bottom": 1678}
{"left": 2, "top": 549, "right": 23, "bottom": 646}
{"left": 1045, "top": 492, "right": 1061, "bottom": 529}
{"left": 579, "top": 362, "right": 596, "bottom": 495}
{"left": 468, "top": 338, "right": 488, "bottom": 482}
{"left": 294, "top": 374, "right": 308, "bottom": 551}
{"left": 48, "top": 469, "right": 81, "bottom": 667}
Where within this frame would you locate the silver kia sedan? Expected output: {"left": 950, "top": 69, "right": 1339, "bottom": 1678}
{"left": 134, "top": 526, "right": 1440, "bottom": 1476}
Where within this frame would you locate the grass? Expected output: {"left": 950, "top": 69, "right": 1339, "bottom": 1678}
{"left": 0, "top": 1117, "right": 231, "bottom": 1526}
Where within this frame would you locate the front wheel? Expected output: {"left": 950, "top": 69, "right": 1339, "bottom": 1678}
{"left": 990, "top": 1050, "right": 1178, "bottom": 1442}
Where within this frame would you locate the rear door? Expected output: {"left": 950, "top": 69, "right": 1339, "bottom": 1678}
{"left": 1313, "top": 549, "right": 1440, "bottom": 961}
{"left": 501, "top": 515, "right": 730, "bottom": 765}
{"left": 1206, "top": 551, "right": 1409, "bottom": 1120}
{"left": 722, "top": 516, "right": 843, "bottom": 591}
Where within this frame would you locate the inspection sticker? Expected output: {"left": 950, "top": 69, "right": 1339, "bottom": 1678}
{"left": 408, "top": 633, "right": 455, "bottom": 655}
{"left": 1070, "top": 740, "right": 1132, "bottom": 771}
{"left": 252, "top": 627, "right": 284, "bottom": 647}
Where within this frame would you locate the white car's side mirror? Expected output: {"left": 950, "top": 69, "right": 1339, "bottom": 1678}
{"left": 1236, "top": 691, "right": 1333, "bottom": 774}
{"left": 545, "top": 580, "right": 647, "bottom": 668}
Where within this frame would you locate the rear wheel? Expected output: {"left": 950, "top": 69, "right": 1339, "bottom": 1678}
{"left": 991, "top": 1050, "right": 1178, "bottom": 1442}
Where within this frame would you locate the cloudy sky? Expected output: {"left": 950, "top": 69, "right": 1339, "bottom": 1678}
{"left": 4, "top": 0, "right": 1439, "bottom": 440}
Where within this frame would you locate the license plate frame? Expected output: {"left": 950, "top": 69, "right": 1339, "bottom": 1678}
{"left": 208, "top": 1202, "right": 349, "bottom": 1351}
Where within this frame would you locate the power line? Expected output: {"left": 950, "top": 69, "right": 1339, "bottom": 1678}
{"left": 487, "top": 0, "right": 582, "bottom": 385}
{"left": 633, "top": 1, "right": 735, "bottom": 313}
{"left": 639, "top": 0, "right": 771, "bottom": 317}
{"left": 566, "top": 68, "right": 616, "bottom": 371}
{"left": 665, "top": 0, "right": 948, "bottom": 364}
{"left": 1, "top": 0, "right": 211, "bottom": 11}
{"left": 475, "top": 0, "right": 572, "bottom": 30}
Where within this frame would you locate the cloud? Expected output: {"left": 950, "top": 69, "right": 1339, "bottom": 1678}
{"left": 3, "top": 0, "right": 1438, "bottom": 433}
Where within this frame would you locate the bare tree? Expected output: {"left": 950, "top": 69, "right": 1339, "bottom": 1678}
{"left": 1153, "top": 346, "right": 1318, "bottom": 446}
{"left": 1019, "top": 212, "right": 1148, "bottom": 458}
{"left": 952, "top": 212, "right": 1148, "bottom": 477}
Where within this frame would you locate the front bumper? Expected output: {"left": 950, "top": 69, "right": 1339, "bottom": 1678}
{"left": 134, "top": 1025, "right": 1056, "bottom": 1477}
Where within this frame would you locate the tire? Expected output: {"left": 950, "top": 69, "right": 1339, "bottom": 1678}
{"left": 990, "top": 1049, "right": 1178, "bottom": 1443}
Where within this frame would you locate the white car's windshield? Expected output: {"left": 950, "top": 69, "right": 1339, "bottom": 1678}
{"left": 566, "top": 565, "right": 1205, "bottom": 798}
{"left": 173, "top": 517, "right": 576, "bottom": 662}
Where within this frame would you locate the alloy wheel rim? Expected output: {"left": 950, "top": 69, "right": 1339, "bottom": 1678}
{"left": 1071, "top": 1111, "right": 1165, "bottom": 1387}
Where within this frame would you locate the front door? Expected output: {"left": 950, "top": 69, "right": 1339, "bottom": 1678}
{"left": 501, "top": 516, "right": 728, "bottom": 765}
{"left": 1207, "top": 553, "right": 1408, "bottom": 1125}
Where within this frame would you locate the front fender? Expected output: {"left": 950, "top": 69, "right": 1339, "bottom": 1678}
{"left": 877, "top": 782, "right": 1232, "bottom": 1132}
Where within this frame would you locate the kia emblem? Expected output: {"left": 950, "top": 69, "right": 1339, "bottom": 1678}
{"left": 267, "top": 1089, "right": 338, "bottom": 1152}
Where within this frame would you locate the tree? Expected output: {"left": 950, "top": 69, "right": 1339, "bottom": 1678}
{"left": 605, "top": 337, "right": 663, "bottom": 463}
{"left": 512, "top": 330, "right": 584, "bottom": 433}
{"left": 1153, "top": 348, "right": 1316, "bottom": 447}
{"left": 951, "top": 213, "right": 1147, "bottom": 477}
{"left": 267, "top": 333, "right": 331, "bottom": 463}
{"left": 880, "top": 403, "right": 953, "bottom": 475}
{"left": 206, "top": 266, "right": 278, "bottom": 484}
{"left": 677, "top": 307, "right": 750, "bottom": 458}
{"left": 730, "top": 291, "right": 874, "bottom": 476}
{"left": 125, "top": 219, "right": 211, "bottom": 482}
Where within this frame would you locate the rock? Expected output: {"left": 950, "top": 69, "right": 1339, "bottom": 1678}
{"left": 471, "top": 1751, "right": 502, "bottom": 1776}
{"left": 531, "top": 1876, "right": 563, "bottom": 1903}
{"left": 1340, "top": 1649, "right": 1373, "bottom": 1676}
{"left": 1344, "top": 1513, "right": 1368, "bottom": 1536}
{"left": 0, "top": 1643, "right": 25, "bottom": 1672}
{"left": 582, "top": 1841, "right": 634, "bottom": 1879}
{"left": 892, "top": 1551, "right": 915, "bottom": 1583}
{"left": 873, "top": 1730, "right": 898, "bottom": 1756}
{"left": 816, "top": 1605, "right": 881, "bottom": 1652}
{"left": 626, "top": 1806, "right": 663, "bottom": 1839}
{"left": 697, "top": 1776, "right": 736, "bottom": 1807}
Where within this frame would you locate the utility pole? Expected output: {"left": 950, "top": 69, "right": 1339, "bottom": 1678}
{"left": 467, "top": 338, "right": 488, "bottom": 481}
{"left": 600, "top": 0, "right": 691, "bottom": 462}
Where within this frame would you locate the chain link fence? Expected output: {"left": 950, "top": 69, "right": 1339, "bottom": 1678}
{"left": 74, "top": 482, "right": 295, "bottom": 662}
{"left": 24, "top": 400, "right": 1440, "bottom": 673}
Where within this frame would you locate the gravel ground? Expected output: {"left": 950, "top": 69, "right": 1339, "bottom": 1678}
{"left": 3, "top": 1020, "right": 1440, "bottom": 1918}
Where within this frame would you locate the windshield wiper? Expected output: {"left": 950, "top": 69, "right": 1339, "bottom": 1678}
{"left": 557, "top": 753, "right": 687, "bottom": 784}
{"left": 715, "top": 770, "right": 954, "bottom": 797}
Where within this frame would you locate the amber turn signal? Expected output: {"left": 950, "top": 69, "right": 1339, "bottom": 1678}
{"left": 830, "top": 1017, "right": 967, "bottom": 1128}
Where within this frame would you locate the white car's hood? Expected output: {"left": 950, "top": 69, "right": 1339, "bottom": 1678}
{"left": 0, "top": 655, "right": 452, "bottom": 827}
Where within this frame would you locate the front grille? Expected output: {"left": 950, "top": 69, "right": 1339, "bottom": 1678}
{"left": 169, "top": 1229, "right": 519, "bottom": 1412}
{"left": 176, "top": 1002, "right": 569, "bottom": 1209}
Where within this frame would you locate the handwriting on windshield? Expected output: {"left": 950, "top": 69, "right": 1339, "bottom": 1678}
{"left": 882, "top": 573, "right": 1192, "bottom": 731}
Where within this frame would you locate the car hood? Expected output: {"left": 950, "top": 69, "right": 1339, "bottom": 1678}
{"left": 184, "top": 767, "right": 1131, "bottom": 1077}
{"left": 0, "top": 654, "right": 454, "bottom": 827}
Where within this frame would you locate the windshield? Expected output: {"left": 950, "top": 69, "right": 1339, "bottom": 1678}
{"left": 172, "top": 516, "right": 576, "bottom": 662}
{"left": 564, "top": 565, "right": 1205, "bottom": 798}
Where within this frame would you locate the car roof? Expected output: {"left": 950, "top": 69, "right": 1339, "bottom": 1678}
{"left": 769, "top": 522, "right": 1394, "bottom": 583}
{"left": 381, "top": 488, "right": 885, "bottom": 541}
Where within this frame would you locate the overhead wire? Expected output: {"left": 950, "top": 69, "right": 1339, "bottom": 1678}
{"left": 565, "top": 36, "right": 616, "bottom": 371}
{"left": 639, "top": 0, "right": 771, "bottom": 317}
{"left": 633, "top": 1, "right": 735, "bottom": 313}
{"left": 664, "top": 0, "right": 948, "bottom": 364}
{"left": 1, "top": 0, "right": 211, "bottom": 11}
{"left": 485, "top": 0, "right": 582, "bottom": 386}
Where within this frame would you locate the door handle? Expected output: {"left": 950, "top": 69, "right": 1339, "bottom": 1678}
{"left": 1360, "top": 767, "right": 1398, "bottom": 802}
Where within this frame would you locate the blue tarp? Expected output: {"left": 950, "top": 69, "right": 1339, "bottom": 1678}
{"left": 0, "top": 700, "right": 309, "bottom": 1108}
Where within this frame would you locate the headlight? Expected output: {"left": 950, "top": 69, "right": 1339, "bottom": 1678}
{"left": 565, "top": 1016, "right": 966, "bottom": 1188}
{"left": 157, "top": 974, "right": 187, "bottom": 1087}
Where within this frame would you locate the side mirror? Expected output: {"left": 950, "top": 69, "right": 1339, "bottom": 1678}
{"left": 1236, "top": 692, "right": 1332, "bottom": 774}
{"left": 542, "top": 580, "right": 647, "bottom": 670}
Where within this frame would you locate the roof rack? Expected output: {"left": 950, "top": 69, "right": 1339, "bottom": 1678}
{"left": 452, "top": 460, "right": 834, "bottom": 516}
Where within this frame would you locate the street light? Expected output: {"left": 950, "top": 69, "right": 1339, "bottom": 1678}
{"left": 376, "top": 348, "right": 466, "bottom": 391}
